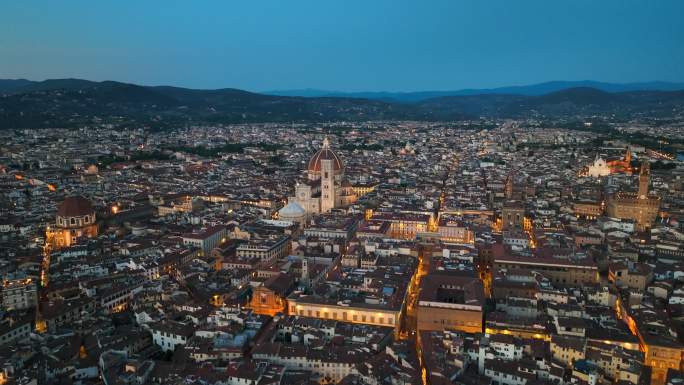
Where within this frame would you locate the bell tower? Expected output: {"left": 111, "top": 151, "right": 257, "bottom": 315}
{"left": 302, "top": 136, "right": 343, "bottom": 214}
{"left": 638, "top": 161, "right": 650, "bottom": 199}
{"left": 625, "top": 146, "right": 632, "bottom": 163}
{"left": 320, "top": 158, "right": 335, "bottom": 213}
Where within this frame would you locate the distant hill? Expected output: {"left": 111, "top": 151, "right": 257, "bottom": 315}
{"left": 267, "top": 80, "right": 684, "bottom": 102}
{"left": 416, "top": 87, "right": 684, "bottom": 118}
{"left": 0, "top": 79, "right": 440, "bottom": 129}
{"left": 0, "top": 79, "right": 35, "bottom": 93}
{"left": 1, "top": 78, "right": 683, "bottom": 129}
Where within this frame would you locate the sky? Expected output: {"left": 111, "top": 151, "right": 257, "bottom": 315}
{"left": 1, "top": 1, "right": 683, "bottom": 92}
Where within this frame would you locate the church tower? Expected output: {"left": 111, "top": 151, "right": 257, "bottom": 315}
{"left": 301, "top": 258, "right": 308, "bottom": 279}
{"left": 504, "top": 173, "right": 513, "bottom": 199}
{"left": 625, "top": 146, "right": 632, "bottom": 164}
{"left": 638, "top": 161, "right": 650, "bottom": 199}
{"left": 320, "top": 158, "right": 335, "bottom": 213}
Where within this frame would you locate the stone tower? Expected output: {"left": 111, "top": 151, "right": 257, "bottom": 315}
{"left": 320, "top": 158, "right": 336, "bottom": 213}
{"left": 638, "top": 161, "right": 650, "bottom": 199}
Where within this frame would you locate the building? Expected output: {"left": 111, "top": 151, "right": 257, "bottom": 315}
{"left": 503, "top": 230, "right": 530, "bottom": 249}
{"left": 236, "top": 235, "right": 290, "bottom": 260}
{"left": 483, "top": 359, "right": 535, "bottom": 385}
{"left": 485, "top": 311, "right": 549, "bottom": 340}
{"left": 585, "top": 341, "right": 644, "bottom": 384}
{"left": 502, "top": 201, "right": 525, "bottom": 230}
{"left": 606, "top": 162, "right": 661, "bottom": 231}
{"left": 40, "top": 296, "right": 97, "bottom": 333}
{"left": 48, "top": 195, "right": 99, "bottom": 248}
{"left": 416, "top": 272, "right": 485, "bottom": 333}
{"left": 617, "top": 301, "right": 683, "bottom": 385}
{"left": 573, "top": 200, "right": 604, "bottom": 219}
{"left": 252, "top": 316, "right": 395, "bottom": 383}
{"left": 182, "top": 225, "right": 229, "bottom": 256}
{"left": 286, "top": 295, "right": 402, "bottom": 331}
{"left": 150, "top": 320, "right": 194, "bottom": 352}
{"left": 286, "top": 264, "right": 412, "bottom": 332}
{"left": 249, "top": 273, "right": 294, "bottom": 316}
{"left": 437, "top": 217, "right": 473, "bottom": 243}
{"left": 92, "top": 281, "right": 145, "bottom": 314}
{"left": 289, "top": 137, "right": 356, "bottom": 215}
{"left": 157, "top": 195, "right": 199, "bottom": 216}
{"left": 303, "top": 214, "right": 358, "bottom": 241}
{"left": 2, "top": 277, "right": 37, "bottom": 310}
{"left": 351, "top": 182, "right": 378, "bottom": 197}
{"left": 645, "top": 343, "right": 683, "bottom": 385}
{"left": 608, "top": 261, "right": 653, "bottom": 291}
{"left": 550, "top": 335, "right": 585, "bottom": 367}
{"left": 492, "top": 244, "right": 599, "bottom": 286}
{"left": 0, "top": 314, "right": 32, "bottom": 346}
{"left": 371, "top": 212, "right": 434, "bottom": 240}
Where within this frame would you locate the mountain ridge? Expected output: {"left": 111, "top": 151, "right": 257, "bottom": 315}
{"left": 1, "top": 78, "right": 683, "bottom": 129}
{"left": 265, "top": 80, "right": 684, "bottom": 102}
{"left": 3, "top": 78, "right": 684, "bottom": 99}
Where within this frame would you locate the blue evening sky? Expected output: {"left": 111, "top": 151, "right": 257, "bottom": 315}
{"left": 1, "top": 0, "right": 682, "bottom": 92}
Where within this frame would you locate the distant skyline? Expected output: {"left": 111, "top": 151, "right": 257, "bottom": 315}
{"left": 1, "top": 1, "right": 683, "bottom": 92}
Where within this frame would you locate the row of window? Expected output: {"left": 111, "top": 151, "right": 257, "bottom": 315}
{"left": 158, "top": 339, "right": 176, "bottom": 349}
{"left": 0, "top": 325, "right": 29, "bottom": 341}
{"left": 431, "top": 319, "right": 479, "bottom": 327}
{"left": 292, "top": 307, "right": 394, "bottom": 325}
{"left": 102, "top": 290, "right": 131, "bottom": 303}
{"left": 58, "top": 215, "right": 92, "bottom": 226}
{"left": 157, "top": 331, "right": 187, "bottom": 341}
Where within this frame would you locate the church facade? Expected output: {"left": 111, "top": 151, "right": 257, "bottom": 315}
{"left": 586, "top": 156, "right": 611, "bottom": 178}
{"left": 582, "top": 147, "right": 633, "bottom": 178}
{"left": 288, "top": 138, "right": 356, "bottom": 217}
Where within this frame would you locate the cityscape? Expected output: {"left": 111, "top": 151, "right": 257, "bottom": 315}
{"left": 1, "top": 2, "right": 684, "bottom": 385}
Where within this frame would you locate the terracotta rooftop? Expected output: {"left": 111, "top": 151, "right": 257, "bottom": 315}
{"left": 57, "top": 195, "right": 94, "bottom": 217}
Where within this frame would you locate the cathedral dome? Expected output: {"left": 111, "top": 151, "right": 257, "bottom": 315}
{"left": 279, "top": 201, "right": 306, "bottom": 216}
{"left": 279, "top": 201, "right": 306, "bottom": 224}
{"left": 307, "top": 137, "right": 343, "bottom": 173}
{"left": 57, "top": 196, "right": 94, "bottom": 218}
